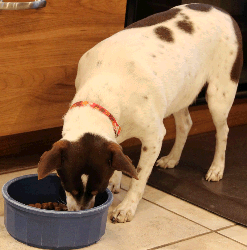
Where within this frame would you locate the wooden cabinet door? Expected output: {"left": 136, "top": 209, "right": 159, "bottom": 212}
{"left": 0, "top": 0, "right": 126, "bottom": 137}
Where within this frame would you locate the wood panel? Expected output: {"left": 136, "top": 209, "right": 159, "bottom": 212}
{"left": 0, "top": 0, "right": 127, "bottom": 136}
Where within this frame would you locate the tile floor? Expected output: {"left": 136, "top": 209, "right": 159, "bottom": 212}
{"left": 0, "top": 168, "right": 247, "bottom": 250}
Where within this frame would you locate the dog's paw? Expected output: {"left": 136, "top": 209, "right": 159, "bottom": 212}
{"left": 110, "top": 200, "right": 137, "bottom": 223}
{"left": 205, "top": 164, "right": 224, "bottom": 182}
{"left": 156, "top": 155, "right": 179, "bottom": 169}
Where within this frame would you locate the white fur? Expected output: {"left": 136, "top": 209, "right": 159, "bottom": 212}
{"left": 62, "top": 5, "right": 240, "bottom": 221}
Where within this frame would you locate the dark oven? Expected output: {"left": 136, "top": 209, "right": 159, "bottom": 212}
{"left": 125, "top": 0, "right": 247, "bottom": 105}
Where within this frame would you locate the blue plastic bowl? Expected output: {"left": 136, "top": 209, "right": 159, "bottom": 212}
{"left": 2, "top": 174, "right": 113, "bottom": 249}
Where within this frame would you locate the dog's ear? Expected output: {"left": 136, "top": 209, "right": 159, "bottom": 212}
{"left": 108, "top": 142, "right": 138, "bottom": 180}
{"left": 37, "top": 140, "right": 69, "bottom": 180}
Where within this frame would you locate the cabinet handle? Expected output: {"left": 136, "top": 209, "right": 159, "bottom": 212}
{"left": 0, "top": 0, "right": 46, "bottom": 10}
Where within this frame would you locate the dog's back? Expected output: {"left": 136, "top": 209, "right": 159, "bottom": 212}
{"left": 75, "top": 3, "right": 242, "bottom": 118}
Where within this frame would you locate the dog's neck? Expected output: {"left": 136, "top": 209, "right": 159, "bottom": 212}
{"left": 62, "top": 104, "right": 117, "bottom": 143}
{"left": 62, "top": 75, "right": 122, "bottom": 143}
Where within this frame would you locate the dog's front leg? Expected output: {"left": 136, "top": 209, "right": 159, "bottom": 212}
{"left": 108, "top": 170, "right": 122, "bottom": 193}
{"left": 111, "top": 126, "right": 166, "bottom": 223}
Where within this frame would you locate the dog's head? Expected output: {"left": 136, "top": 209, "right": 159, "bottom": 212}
{"left": 37, "top": 133, "right": 138, "bottom": 211}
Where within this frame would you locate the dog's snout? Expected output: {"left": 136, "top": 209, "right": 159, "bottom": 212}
{"left": 67, "top": 205, "right": 81, "bottom": 211}
{"left": 65, "top": 190, "right": 95, "bottom": 211}
{"left": 67, "top": 201, "right": 95, "bottom": 211}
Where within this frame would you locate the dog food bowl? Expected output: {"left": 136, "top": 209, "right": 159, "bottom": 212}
{"left": 2, "top": 173, "right": 113, "bottom": 249}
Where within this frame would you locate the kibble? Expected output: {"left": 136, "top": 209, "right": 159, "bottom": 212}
{"left": 53, "top": 202, "right": 59, "bottom": 207}
{"left": 41, "top": 203, "right": 49, "bottom": 209}
{"left": 28, "top": 202, "right": 68, "bottom": 211}
{"left": 35, "top": 203, "right": 42, "bottom": 209}
{"left": 47, "top": 202, "right": 54, "bottom": 210}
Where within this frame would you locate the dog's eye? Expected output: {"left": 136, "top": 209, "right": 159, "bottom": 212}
{"left": 91, "top": 191, "right": 98, "bottom": 196}
{"left": 71, "top": 190, "right": 79, "bottom": 196}
{"left": 71, "top": 189, "right": 83, "bottom": 198}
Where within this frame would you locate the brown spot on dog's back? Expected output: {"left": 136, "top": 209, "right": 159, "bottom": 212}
{"left": 177, "top": 20, "right": 194, "bottom": 34}
{"left": 186, "top": 3, "right": 212, "bottom": 12}
{"left": 143, "top": 146, "right": 148, "bottom": 151}
{"left": 213, "top": 5, "right": 230, "bottom": 15}
{"left": 125, "top": 8, "right": 181, "bottom": 29}
{"left": 154, "top": 26, "right": 174, "bottom": 42}
{"left": 180, "top": 13, "right": 190, "bottom": 20}
{"left": 187, "top": 3, "right": 229, "bottom": 15}
{"left": 230, "top": 18, "right": 243, "bottom": 83}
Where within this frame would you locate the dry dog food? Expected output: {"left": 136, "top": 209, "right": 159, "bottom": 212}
{"left": 28, "top": 202, "right": 68, "bottom": 211}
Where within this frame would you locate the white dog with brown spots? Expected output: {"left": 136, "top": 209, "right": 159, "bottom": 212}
{"left": 37, "top": 3, "right": 243, "bottom": 223}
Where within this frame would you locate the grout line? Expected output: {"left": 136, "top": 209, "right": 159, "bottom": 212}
{"left": 120, "top": 186, "right": 215, "bottom": 232}
{"left": 216, "top": 224, "right": 237, "bottom": 232}
{"left": 142, "top": 197, "right": 214, "bottom": 231}
{"left": 120, "top": 185, "right": 247, "bottom": 249}
{"left": 216, "top": 228, "right": 247, "bottom": 247}
{"left": 147, "top": 225, "right": 247, "bottom": 250}
{"left": 147, "top": 231, "right": 212, "bottom": 250}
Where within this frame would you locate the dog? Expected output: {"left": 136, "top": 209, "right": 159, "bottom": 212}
{"left": 37, "top": 3, "right": 243, "bottom": 223}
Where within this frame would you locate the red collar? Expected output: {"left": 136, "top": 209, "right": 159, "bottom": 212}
{"left": 70, "top": 101, "right": 121, "bottom": 137}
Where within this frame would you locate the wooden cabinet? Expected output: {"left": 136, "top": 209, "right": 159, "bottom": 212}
{"left": 0, "top": 0, "right": 127, "bottom": 137}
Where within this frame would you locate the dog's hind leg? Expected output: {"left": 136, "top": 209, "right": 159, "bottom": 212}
{"left": 206, "top": 16, "right": 243, "bottom": 181}
{"left": 156, "top": 107, "right": 192, "bottom": 169}
{"left": 205, "top": 77, "right": 239, "bottom": 181}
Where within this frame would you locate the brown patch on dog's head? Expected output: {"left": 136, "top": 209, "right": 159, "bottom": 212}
{"left": 38, "top": 133, "right": 138, "bottom": 210}
{"left": 107, "top": 141, "right": 138, "bottom": 180}
{"left": 37, "top": 140, "right": 70, "bottom": 180}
